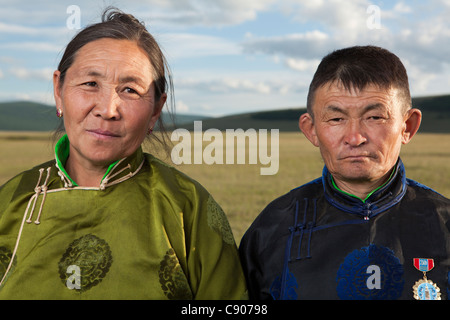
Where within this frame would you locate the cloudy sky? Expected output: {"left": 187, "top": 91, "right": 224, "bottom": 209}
{"left": 0, "top": 0, "right": 449, "bottom": 117}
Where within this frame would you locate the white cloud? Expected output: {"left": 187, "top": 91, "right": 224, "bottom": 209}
{"left": 175, "top": 75, "right": 307, "bottom": 97}
{"left": 159, "top": 33, "right": 240, "bottom": 60}
{"left": 0, "top": 42, "right": 63, "bottom": 53}
{"left": 0, "top": 90, "right": 54, "bottom": 105}
{"left": 177, "top": 77, "right": 270, "bottom": 94}
{"left": 1, "top": 0, "right": 449, "bottom": 115}
{"left": 10, "top": 67, "right": 54, "bottom": 81}
{"left": 242, "top": 31, "right": 331, "bottom": 59}
{"left": 0, "top": 0, "right": 278, "bottom": 30}
{"left": 284, "top": 58, "right": 321, "bottom": 72}
{"left": 142, "top": 0, "right": 276, "bottom": 27}
{"left": 0, "top": 22, "right": 42, "bottom": 35}
{"left": 176, "top": 100, "right": 190, "bottom": 112}
{"left": 242, "top": 0, "right": 450, "bottom": 82}
{"left": 392, "top": 2, "right": 412, "bottom": 13}
{"left": 288, "top": 0, "right": 372, "bottom": 39}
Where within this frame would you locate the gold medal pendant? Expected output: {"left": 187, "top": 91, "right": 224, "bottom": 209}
{"left": 412, "top": 258, "right": 441, "bottom": 300}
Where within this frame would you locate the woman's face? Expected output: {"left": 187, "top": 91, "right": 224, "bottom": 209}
{"left": 53, "top": 38, "right": 165, "bottom": 168}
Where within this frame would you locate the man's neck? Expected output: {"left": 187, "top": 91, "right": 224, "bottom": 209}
{"left": 331, "top": 168, "right": 394, "bottom": 202}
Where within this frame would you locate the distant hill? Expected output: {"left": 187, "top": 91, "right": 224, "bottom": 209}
{"left": 409, "top": 95, "right": 450, "bottom": 133}
{"left": 0, "top": 101, "right": 59, "bottom": 131}
{"left": 177, "top": 108, "right": 304, "bottom": 132}
{"left": 178, "top": 94, "right": 450, "bottom": 133}
{"left": 0, "top": 94, "right": 449, "bottom": 132}
{"left": 0, "top": 101, "right": 210, "bottom": 132}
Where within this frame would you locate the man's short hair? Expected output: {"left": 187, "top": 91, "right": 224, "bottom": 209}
{"left": 306, "top": 45, "right": 412, "bottom": 117}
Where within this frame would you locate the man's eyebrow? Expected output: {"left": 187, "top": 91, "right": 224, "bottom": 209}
{"left": 363, "top": 103, "right": 385, "bottom": 112}
{"left": 324, "top": 103, "right": 386, "bottom": 114}
{"left": 325, "top": 105, "right": 348, "bottom": 115}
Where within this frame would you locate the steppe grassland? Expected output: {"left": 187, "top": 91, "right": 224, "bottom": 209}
{"left": 0, "top": 131, "right": 449, "bottom": 243}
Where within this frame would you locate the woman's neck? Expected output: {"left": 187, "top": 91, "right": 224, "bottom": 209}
{"left": 65, "top": 154, "right": 109, "bottom": 187}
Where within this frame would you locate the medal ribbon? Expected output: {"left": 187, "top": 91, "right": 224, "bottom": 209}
{"left": 413, "top": 258, "right": 434, "bottom": 272}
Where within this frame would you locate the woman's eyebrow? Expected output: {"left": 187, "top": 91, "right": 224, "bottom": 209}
{"left": 77, "top": 69, "right": 146, "bottom": 87}
{"left": 77, "top": 70, "right": 103, "bottom": 78}
{"left": 118, "top": 75, "right": 146, "bottom": 87}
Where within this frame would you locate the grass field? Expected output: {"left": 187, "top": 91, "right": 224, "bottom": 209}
{"left": 1, "top": 131, "right": 449, "bottom": 244}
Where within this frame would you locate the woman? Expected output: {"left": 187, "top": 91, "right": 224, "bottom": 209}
{"left": 0, "top": 8, "right": 247, "bottom": 299}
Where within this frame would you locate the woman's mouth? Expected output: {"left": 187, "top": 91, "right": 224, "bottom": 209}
{"left": 87, "top": 129, "right": 121, "bottom": 139}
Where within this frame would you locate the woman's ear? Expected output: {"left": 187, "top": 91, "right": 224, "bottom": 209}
{"left": 299, "top": 112, "right": 319, "bottom": 147}
{"left": 53, "top": 70, "right": 63, "bottom": 111}
{"left": 401, "top": 108, "right": 422, "bottom": 144}
{"left": 148, "top": 93, "right": 167, "bottom": 130}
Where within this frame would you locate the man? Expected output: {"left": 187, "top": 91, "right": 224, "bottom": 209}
{"left": 239, "top": 46, "right": 449, "bottom": 300}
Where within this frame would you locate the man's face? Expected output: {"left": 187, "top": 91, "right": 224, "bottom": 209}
{"left": 302, "top": 82, "right": 413, "bottom": 185}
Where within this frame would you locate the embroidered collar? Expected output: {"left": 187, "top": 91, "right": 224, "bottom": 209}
{"left": 54, "top": 134, "right": 145, "bottom": 189}
{"left": 322, "top": 158, "right": 407, "bottom": 219}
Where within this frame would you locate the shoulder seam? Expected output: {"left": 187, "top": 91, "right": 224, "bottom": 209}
{"left": 406, "top": 178, "right": 446, "bottom": 198}
{"left": 290, "top": 177, "right": 322, "bottom": 192}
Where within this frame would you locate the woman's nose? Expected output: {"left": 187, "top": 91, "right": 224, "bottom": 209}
{"left": 93, "top": 89, "right": 121, "bottom": 120}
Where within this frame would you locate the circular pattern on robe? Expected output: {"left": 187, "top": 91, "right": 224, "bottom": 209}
{"left": 0, "top": 246, "right": 16, "bottom": 287}
{"left": 58, "top": 234, "right": 113, "bottom": 293}
{"left": 336, "top": 244, "right": 404, "bottom": 300}
{"left": 158, "top": 248, "right": 193, "bottom": 300}
{"left": 206, "top": 195, "right": 235, "bottom": 245}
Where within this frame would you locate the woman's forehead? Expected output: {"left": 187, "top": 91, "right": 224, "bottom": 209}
{"left": 68, "top": 38, "right": 153, "bottom": 81}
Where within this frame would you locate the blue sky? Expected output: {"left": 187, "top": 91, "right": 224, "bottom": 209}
{"left": 0, "top": 0, "right": 449, "bottom": 117}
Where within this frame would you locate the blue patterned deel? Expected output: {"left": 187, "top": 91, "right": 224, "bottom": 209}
{"left": 336, "top": 244, "right": 404, "bottom": 300}
{"left": 270, "top": 268, "right": 298, "bottom": 300}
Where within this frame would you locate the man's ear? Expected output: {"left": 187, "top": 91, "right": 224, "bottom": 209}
{"left": 401, "top": 108, "right": 422, "bottom": 144}
{"left": 299, "top": 112, "right": 319, "bottom": 147}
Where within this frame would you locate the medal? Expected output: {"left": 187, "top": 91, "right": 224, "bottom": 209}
{"left": 412, "top": 258, "right": 441, "bottom": 300}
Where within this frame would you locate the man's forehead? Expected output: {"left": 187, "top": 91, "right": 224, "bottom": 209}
{"left": 315, "top": 82, "right": 398, "bottom": 104}
{"left": 308, "top": 82, "right": 405, "bottom": 117}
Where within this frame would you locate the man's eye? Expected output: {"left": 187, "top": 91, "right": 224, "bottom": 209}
{"left": 83, "top": 81, "right": 97, "bottom": 87}
{"left": 124, "top": 87, "right": 138, "bottom": 94}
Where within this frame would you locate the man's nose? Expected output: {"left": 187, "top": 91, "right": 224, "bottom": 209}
{"left": 93, "top": 89, "right": 121, "bottom": 120}
{"left": 344, "top": 120, "right": 367, "bottom": 147}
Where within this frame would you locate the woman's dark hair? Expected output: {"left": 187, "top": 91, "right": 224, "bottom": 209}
{"left": 54, "top": 7, "right": 175, "bottom": 155}
{"left": 306, "top": 45, "right": 412, "bottom": 118}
